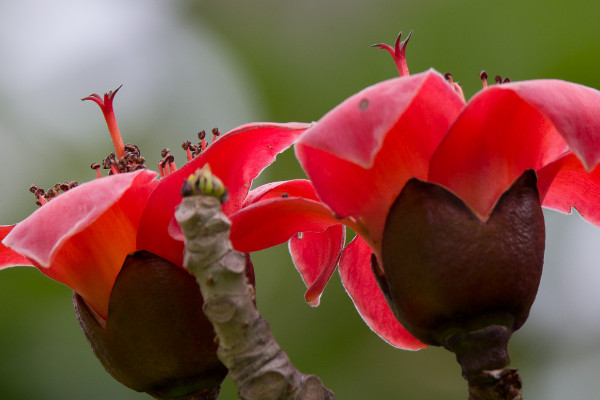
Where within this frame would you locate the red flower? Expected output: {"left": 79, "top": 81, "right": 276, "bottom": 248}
{"left": 231, "top": 33, "right": 600, "bottom": 350}
{"left": 0, "top": 87, "right": 307, "bottom": 319}
{"left": 0, "top": 86, "right": 309, "bottom": 396}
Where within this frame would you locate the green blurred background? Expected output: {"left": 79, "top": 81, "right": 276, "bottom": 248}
{"left": 1, "top": 0, "right": 600, "bottom": 398}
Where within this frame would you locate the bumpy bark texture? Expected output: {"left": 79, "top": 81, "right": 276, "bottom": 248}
{"left": 176, "top": 194, "right": 334, "bottom": 400}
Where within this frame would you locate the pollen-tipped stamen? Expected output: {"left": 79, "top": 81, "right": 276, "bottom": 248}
{"left": 479, "top": 71, "right": 488, "bottom": 88}
{"left": 372, "top": 31, "right": 412, "bottom": 77}
{"left": 444, "top": 72, "right": 466, "bottom": 102}
{"left": 199, "top": 130, "right": 207, "bottom": 151}
{"left": 90, "top": 163, "right": 102, "bottom": 179}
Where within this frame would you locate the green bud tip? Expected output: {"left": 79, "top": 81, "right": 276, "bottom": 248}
{"left": 181, "top": 164, "right": 229, "bottom": 203}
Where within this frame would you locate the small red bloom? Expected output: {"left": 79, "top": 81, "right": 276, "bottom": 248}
{"left": 231, "top": 34, "right": 600, "bottom": 350}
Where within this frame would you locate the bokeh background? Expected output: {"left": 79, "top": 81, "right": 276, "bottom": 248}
{"left": 1, "top": 0, "right": 600, "bottom": 398}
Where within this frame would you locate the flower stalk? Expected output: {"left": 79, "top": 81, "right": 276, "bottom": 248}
{"left": 175, "top": 167, "right": 334, "bottom": 400}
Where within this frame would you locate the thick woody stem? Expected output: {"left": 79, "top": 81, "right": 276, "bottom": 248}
{"left": 444, "top": 326, "right": 522, "bottom": 400}
{"left": 175, "top": 194, "right": 334, "bottom": 400}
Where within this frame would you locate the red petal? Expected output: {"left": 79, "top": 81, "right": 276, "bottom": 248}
{"left": 229, "top": 197, "right": 340, "bottom": 253}
{"left": 0, "top": 226, "right": 33, "bottom": 269}
{"left": 137, "top": 122, "right": 310, "bottom": 267}
{"left": 539, "top": 153, "right": 600, "bottom": 227}
{"left": 338, "top": 236, "right": 426, "bottom": 349}
{"left": 505, "top": 80, "right": 600, "bottom": 171}
{"left": 429, "top": 84, "right": 572, "bottom": 218}
{"left": 289, "top": 224, "right": 345, "bottom": 307}
{"left": 3, "top": 170, "right": 158, "bottom": 318}
{"left": 296, "top": 70, "right": 465, "bottom": 240}
{"left": 243, "top": 179, "right": 320, "bottom": 207}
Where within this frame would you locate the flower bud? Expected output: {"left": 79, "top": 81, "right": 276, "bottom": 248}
{"left": 378, "top": 170, "right": 545, "bottom": 349}
{"left": 74, "top": 250, "right": 227, "bottom": 399}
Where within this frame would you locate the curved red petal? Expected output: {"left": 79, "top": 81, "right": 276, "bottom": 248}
{"left": 0, "top": 226, "right": 33, "bottom": 269}
{"left": 505, "top": 80, "right": 600, "bottom": 171}
{"left": 296, "top": 70, "right": 465, "bottom": 240}
{"left": 243, "top": 179, "right": 320, "bottom": 207}
{"left": 3, "top": 170, "right": 158, "bottom": 318}
{"left": 539, "top": 153, "right": 600, "bottom": 227}
{"left": 429, "top": 85, "right": 571, "bottom": 219}
{"left": 338, "top": 236, "right": 426, "bottom": 350}
{"left": 229, "top": 197, "right": 341, "bottom": 253}
{"left": 137, "top": 122, "right": 310, "bottom": 267}
{"left": 289, "top": 224, "right": 345, "bottom": 307}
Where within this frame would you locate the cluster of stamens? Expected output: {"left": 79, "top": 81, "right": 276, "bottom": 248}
{"left": 181, "top": 128, "right": 221, "bottom": 161}
{"left": 32, "top": 82, "right": 228, "bottom": 206}
{"left": 92, "top": 143, "right": 147, "bottom": 177}
{"left": 30, "top": 182, "right": 79, "bottom": 206}
{"left": 479, "top": 71, "right": 510, "bottom": 88}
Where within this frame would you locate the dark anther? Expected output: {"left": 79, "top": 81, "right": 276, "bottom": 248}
{"left": 45, "top": 188, "right": 57, "bottom": 199}
{"left": 124, "top": 144, "right": 141, "bottom": 157}
{"left": 35, "top": 188, "right": 45, "bottom": 197}
{"left": 60, "top": 183, "right": 70, "bottom": 192}
{"left": 479, "top": 71, "right": 488, "bottom": 81}
{"left": 29, "top": 184, "right": 40, "bottom": 194}
{"left": 164, "top": 155, "right": 175, "bottom": 164}
{"left": 211, "top": 127, "right": 221, "bottom": 137}
{"left": 503, "top": 77, "right": 511, "bottom": 83}
{"left": 182, "top": 140, "right": 191, "bottom": 150}
{"left": 281, "top": 193, "right": 289, "bottom": 198}
{"left": 495, "top": 75, "right": 503, "bottom": 84}
{"left": 90, "top": 163, "right": 100, "bottom": 170}
{"left": 444, "top": 72, "right": 453, "bottom": 81}
{"left": 198, "top": 130, "right": 206, "bottom": 140}
{"left": 161, "top": 148, "right": 170, "bottom": 158}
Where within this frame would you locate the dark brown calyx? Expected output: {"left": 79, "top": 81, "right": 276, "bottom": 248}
{"left": 378, "top": 170, "right": 545, "bottom": 347}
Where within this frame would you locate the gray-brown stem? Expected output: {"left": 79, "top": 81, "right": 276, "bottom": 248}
{"left": 175, "top": 195, "right": 334, "bottom": 400}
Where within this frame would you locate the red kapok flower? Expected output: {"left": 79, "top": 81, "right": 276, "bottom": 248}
{"left": 231, "top": 32, "right": 600, "bottom": 351}
{"left": 0, "top": 86, "right": 309, "bottom": 396}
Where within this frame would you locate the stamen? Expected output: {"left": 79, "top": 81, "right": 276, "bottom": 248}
{"left": 90, "top": 163, "right": 102, "bottom": 179}
{"left": 372, "top": 30, "right": 412, "bottom": 77}
{"left": 444, "top": 72, "right": 465, "bottom": 102}
{"left": 158, "top": 161, "right": 165, "bottom": 178}
{"left": 199, "top": 130, "right": 207, "bottom": 152}
{"left": 82, "top": 85, "right": 126, "bottom": 159}
{"left": 169, "top": 160, "right": 177, "bottom": 174}
{"left": 211, "top": 127, "right": 221, "bottom": 142}
{"left": 182, "top": 140, "right": 194, "bottom": 161}
{"left": 495, "top": 75, "right": 503, "bottom": 85}
{"left": 29, "top": 185, "right": 46, "bottom": 206}
{"left": 503, "top": 77, "right": 511, "bottom": 83}
{"left": 479, "top": 71, "right": 488, "bottom": 88}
